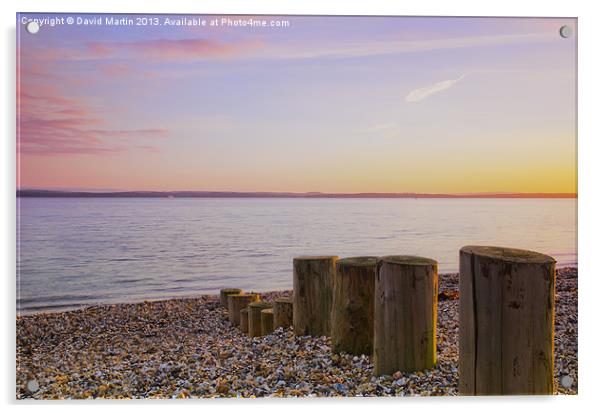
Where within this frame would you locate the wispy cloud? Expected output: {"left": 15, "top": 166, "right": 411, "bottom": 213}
{"left": 19, "top": 37, "right": 262, "bottom": 63}
{"left": 357, "top": 122, "right": 401, "bottom": 139}
{"left": 18, "top": 84, "right": 168, "bottom": 155}
{"left": 20, "top": 32, "right": 553, "bottom": 64}
{"left": 405, "top": 74, "right": 467, "bottom": 103}
{"left": 87, "top": 38, "right": 263, "bottom": 61}
{"left": 265, "top": 33, "right": 552, "bottom": 60}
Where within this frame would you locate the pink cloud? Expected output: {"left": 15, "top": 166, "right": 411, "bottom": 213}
{"left": 19, "top": 113, "right": 168, "bottom": 155}
{"left": 116, "top": 38, "right": 257, "bottom": 60}
{"left": 99, "top": 63, "right": 132, "bottom": 76}
{"left": 98, "top": 63, "right": 156, "bottom": 78}
{"left": 20, "top": 63, "right": 59, "bottom": 79}
{"left": 89, "top": 129, "right": 168, "bottom": 138}
{"left": 24, "top": 37, "right": 261, "bottom": 62}
{"left": 19, "top": 91, "right": 80, "bottom": 108}
{"left": 55, "top": 108, "right": 89, "bottom": 117}
{"left": 18, "top": 81, "right": 169, "bottom": 155}
{"left": 86, "top": 42, "right": 112, "bottom": 57}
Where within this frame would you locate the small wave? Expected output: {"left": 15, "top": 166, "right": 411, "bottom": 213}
{"left": 172, "top": 278, "right": 196, "bottom": 283}
{"left": 17, "top": 293, "right": 106, "bottom": 305}
{"left": 18, "top": 302, "right": 87, "bottom": 314}
{"left": 145, "top": 285, "right": 191, "bottom": 293}
{"left": 114, "top": 277, "right": 153, "bottom": 285}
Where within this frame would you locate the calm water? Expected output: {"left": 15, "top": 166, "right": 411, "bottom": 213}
{"left": 17, "top": 198, "right": 577, "bottom": 314}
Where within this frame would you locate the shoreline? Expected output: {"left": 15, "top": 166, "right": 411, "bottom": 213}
{"left": 17, "top": 265, "right": 578, "bottom": 316}
{"left": 16, "top": 267, "right": 578, "bottom": 398}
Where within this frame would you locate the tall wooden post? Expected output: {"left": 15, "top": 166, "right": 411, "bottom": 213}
{"left": 373, "top": 256, "right": 438, "bottom": 376}
{"left": 293, "top": 256, "right": 338, "bottom": 337}
{"left": 220, "top": 288, "right": 242, "bottom": 308}
{"left": 331, "top": 256, "right": 377, "bottom": 355}
{"left": 227, "top": 293, "right": 259, "bottom": 326}
{"left": 274, "top": 298, "right": 293, "bottom": 329}
{"left": 459, "top": 246, "right": 556, "bottom": 395}
{"left": 248, "top": 302, "right": 273, "bottom": 338}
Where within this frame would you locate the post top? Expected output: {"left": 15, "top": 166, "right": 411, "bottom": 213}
{"left": 220, "top": 288, "right": 242, "bottom": 294}
{"left": 378, "top": 255, "right": 437, "bottom": 266}
{"left": 337, "top": 256, "right": 378, "bottom": 268}
{"left": 248, "top": 301, "right": 273, "bottom": 309}
{"left": 293, "top": 255, "right": 339, "bottom": 261}
{"left": 230, "top": 293, "right": 258, "bottom": 298}
{"left": 460, "top": 245, "right": 556, "bottom": 264}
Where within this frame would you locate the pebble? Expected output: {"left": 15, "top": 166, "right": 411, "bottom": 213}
{"left": 333, "top": 383, "right": 347, "bottom": 392}
{"left": 16, "top": 269, "right": 578, "bottom": 398}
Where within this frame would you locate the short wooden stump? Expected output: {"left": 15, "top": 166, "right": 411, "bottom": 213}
{"left": 261, "top": 308, "right": 275, "bottom": 335}
{"left": 274, "top": 298, "right": 293, "bottom": 329}
{"left": 248, "top": 302, "right": 273, "bottom": 338}
{"left": 331, "top": 256, "right": 378, "bottom": 355}
{"left": 220, "top": 288, "right": 242, "bottom": 308}
{"left": 240, "top": 308, "right": 249, "bottom": 333}
{"left": 293, "top": 255, "right": 338, "bottom": 337}
{"left": 227, "top": 293, "right": 259, "bottom": 326}
{"left": 373, "top": 255, "right": 438, "bottom": 376}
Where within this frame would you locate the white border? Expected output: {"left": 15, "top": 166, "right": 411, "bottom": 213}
{"left": 2, "top": 1, "right": 599, "bottom": 412}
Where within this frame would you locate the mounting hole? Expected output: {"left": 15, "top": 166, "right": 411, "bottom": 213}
{"left": 25, "top": 21, "right": 40, "bottom": 35}
{"left": 559, "top": 25, "right": 573, "bottom": 38}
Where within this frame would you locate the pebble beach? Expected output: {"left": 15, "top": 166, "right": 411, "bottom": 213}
{"left": 16, "top": 267, "right": 578, "bottom": 399}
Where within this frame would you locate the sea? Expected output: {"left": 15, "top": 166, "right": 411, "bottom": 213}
{"left": 16, "top": 198, "right": 577, "bottom": 314}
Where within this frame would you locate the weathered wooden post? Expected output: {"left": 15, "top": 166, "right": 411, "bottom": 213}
{"left": 274, "top": 298, "right": 293, "bottom": 329}
{"left": 293, "top": 255, "right": 338, "bottom": 337}
{"left": 248, "top": 302, "right": 273, "bottom": 338}
{"left": 220, "top": 288, "right": 242, "bottom": 308}
{"left": 228, "top": 293, "right": 259, "bottom": 326}
{"left": 459, "top": 246, "right": 556, "bottom": 395}
{"left": 373, "top": 256, "right": 438, "bottom": 376}
{"left": 240, "top": 308, "right": 250, "bottom": 333}
{"left": 261, "top": 308, "right": 275, "bottom": 335}
{"left": 331, "top": 256, "right": 377, "bottom": 355}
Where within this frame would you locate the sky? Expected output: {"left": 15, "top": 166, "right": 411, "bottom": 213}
{"left": 17, "top": 14, "right": 577, "bottom": 194}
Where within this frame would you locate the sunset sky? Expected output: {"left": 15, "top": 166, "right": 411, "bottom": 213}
{"left": 17, "top": 14, "right": 577, "bottom": 194}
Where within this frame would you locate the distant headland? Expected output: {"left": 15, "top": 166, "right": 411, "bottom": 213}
{"left": 16, "top": 190, "right": 577, "bottom": 199}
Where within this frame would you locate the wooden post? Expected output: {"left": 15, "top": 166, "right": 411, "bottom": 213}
{"left": 293, "top": 255, "right": 338, "bottom": 337}
{"left": 459, "top": 246, "right": 556, "bottom": 395}
{"left": 227, "top": 293, "right": 259, "bottom": 326}
{"left": 220, "top": 288, "right": 242, "bottom": 308}
{"left": 240, "top": 308, "right": 249, "bottom": 333}
{"left": 261, "top": 309, "right": 275, "bottom": 335}
{"left": 248, "top": 302, "right": 273, "bottom": 338}
{"left": 331, "top": 256, "right": 377, "bottom": 355}
{"left": 373, "top": 256, "right": 438, "bottom": 376}
{"left": 274, "top": 298, "right": 293, "bottom": 329}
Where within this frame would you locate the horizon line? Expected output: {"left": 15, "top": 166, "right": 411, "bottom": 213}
{"left": 16, "top": 189, "right": 577, "bottom": 199}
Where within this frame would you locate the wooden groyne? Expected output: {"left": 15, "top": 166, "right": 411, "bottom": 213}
{"left": 219, "top": 245, "right": 555, "bottom": 395}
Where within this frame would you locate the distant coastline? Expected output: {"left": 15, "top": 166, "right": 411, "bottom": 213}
{"left": 16, "top": 189, "right": 577, "bottom": 199}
